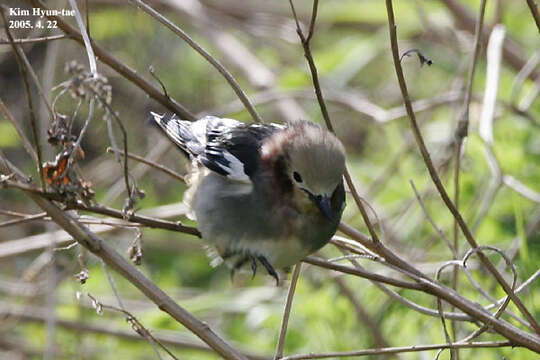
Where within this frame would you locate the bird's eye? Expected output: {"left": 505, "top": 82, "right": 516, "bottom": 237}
{"left": 293, "top": 171, "right": 303, "bottom": 183}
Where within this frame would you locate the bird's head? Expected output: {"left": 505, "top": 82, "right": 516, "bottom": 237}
{"left": 279, "top": 122, "right": 346, "bottom": 220}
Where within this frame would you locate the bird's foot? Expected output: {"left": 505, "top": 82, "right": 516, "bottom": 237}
{"left": 230, "top": 255, "right": 248, "bottom": 281}
{"left": 257, "top": 255, "right": 279, "bottom": 285}
{"left": 226, "top": 253, "right": 279, "bottom": 285}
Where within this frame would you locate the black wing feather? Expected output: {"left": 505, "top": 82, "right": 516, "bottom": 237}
{"left": 151, "top": 112, "right": 283, "bottom": 181}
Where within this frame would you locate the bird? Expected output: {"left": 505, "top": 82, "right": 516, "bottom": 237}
{"left": 151, "top": 113, "right": 346, "bottom": 284}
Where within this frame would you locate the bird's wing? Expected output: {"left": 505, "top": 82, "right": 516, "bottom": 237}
{"left": 151, "top": 113, "right": 282, "bottom": 182}
{"left": 201, "top": 122, "right": 283, "bottom": 182}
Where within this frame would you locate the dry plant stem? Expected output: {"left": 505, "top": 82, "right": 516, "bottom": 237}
{"left": 0, "top": 97, "right": 38, "bottom": 163}
{"left": 0, "top": 304, "right": 268, "bottom": 360}
{"left": 287, "top": 0, "right": 389, "bottom": 252}
{"left": 451, "top": 0, "right": 487, "bottom": 348}
{"left": 1, "top": 179, "right": 201, "bottom": 237}
{"left": 384, "top": 0, "right": 540, "bottom": 334}
{"left": 0, "top": 8, "right": 45, "bottom": 190}
{"left": 339, "top": 225, "right": 540, "bottom": 350}
{"left": 441, "top": 0, "right": 538, "bottom": 80}
{"left": 279, "top": 341, "right": 515, "bottom": 360}
{"left": 15, "top": 45, "right": 56, "bottom": 122}
{"left": 129, "top": 0, "right": 263, "bottom": 123}
{"left": 28, "top": 0, "right": 195, "bottom": 120}
{"left": 0, "top": 34, "right": 67, "bottom": 44}
{"left": 303, "top": 257, "right": 423, "bottom": 290}
{"left": 3, "top": 180, "right": 540, "bottom": 351}
{"left": 106, "top": 147, "right": 185, "bottom": 183}
{"left": 0, "top": 213, "right": 47, "bottom": 228}
{"left": 274, "top": 264, "right": 302, "bottom": 360}
{"left": 527, "top": 0, "right": 540, "bottom": 32}
{"left": 85, "top": 294, "right": 177, "bottom": 360}
{"left": 410, "top": 181, "right": 456, "bottom": 257}
{"left": 332, "top": 248, "right": 474, "bottom": 322}
{"left": 96, "top": 98, "right": 132, "bottom": 198}
{"left": 69, "top": 0, "right": 97, "bottom": 75}
{"left": 27, "top": 194, "right": 247, "bottom": 360}
{"left": 332, "top": 273, "right": 391, "bottom": 349}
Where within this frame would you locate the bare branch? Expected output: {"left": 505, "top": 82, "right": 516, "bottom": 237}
{"left": 274, "top": 264, "right": 302, "bottom": 359}
{"left": 129, "top": 0, "right": 263, "bottom": 123}
{"left": 29, "top": 0, "right": 195, "bottom": 120}
{"left": 26, "top": 193, "right": 247, "bottom": 360}
{"left": 279, "top": 341, "right": 516, "bottom": 360}
{"left": 384, "top": 0, "right": 540, "bottom": 334}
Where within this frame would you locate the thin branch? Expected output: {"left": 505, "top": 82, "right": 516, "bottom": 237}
{"left": 279, "top": 341, "right": 516, "bottom": 360}
{"left": 410, "top": 180, "right": 457, "bottom": 258}
{"left": 303, "top": 257, "right": 424, "bottom": 290}
{"left": 384, "top": 0, "right": 540, "bottom": 334}
{"left": 526, "top": 0, "right": 540, "bottom": 33}
{"left": 0, "top": 213, "right": 47, "bottom": 228}
{"left": 85, "top": 293, "right": 175, "bottom": 360}
{"left": 13, "top": 42, "right": 56, "bottom": 122}
{"left": 129, "top": 0, "right": 263, "bottom": 123}
{"left": 451, "top": 1, "right": 487, "bottom": 345}
{"left": 274, "top": 264, "right": 302, "bottom": 360}
{"left": 1, "top": 179, "right": 200, "bottom": 238}
{"left": 0, "top": 7, "right": 45, "bottom": 190}
{"left": 26, "top": 193, "right": 247, "bottom": 360}
{"left": 0, "top": 97, "right": 38, "bottom": 163}
{"left": 69, "top": 0, "right": 97, "bottom": 75}
{"left": 0, "top": 302, "right": 269, "bottom": 360}
{"left": 29, "top": 0, "right": 195, "bottom": 120}
{"left": 0, "top": 34, "right": 67, "bottom": 44}
{"left": 106, "top": 147, "right": 185, "bottom": 183}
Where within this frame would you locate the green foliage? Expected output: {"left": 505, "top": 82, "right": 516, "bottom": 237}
{"left": 2, "top": 0, "right": 539, "bottom": 359}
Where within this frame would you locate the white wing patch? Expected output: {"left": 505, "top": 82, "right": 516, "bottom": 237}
{"left": 152, "top": 113, "right": 284, "bottom": 184}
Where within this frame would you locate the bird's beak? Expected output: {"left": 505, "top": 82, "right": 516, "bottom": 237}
{"left": 315, "top": 195, "right": 332, "bottom": 220}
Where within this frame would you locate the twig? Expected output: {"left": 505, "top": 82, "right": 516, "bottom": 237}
{"left": 0, "top": 7, "right": 45, "bottom": 190}
{"left": 96, "top": 96, "right": 133, "bottom": 200}
{"left": 0, "top": 97, "right": 38, "bottom": 163}
{"left": 0, "top": 213, "right": 47, "bottom": 228}
{"left": 399, "top": 49, "right": 433, "bottom": 67}
{"left": 526, "top": 0, "right": 540, "bottom": 33}
{"left": 274, "top": 264, "right": 302, "bottom": 360}
{"left": 384, "top": 0, "right": 540, "bottom": 334}
{"left": 70, "top": 98, "right": 94, "bottom": 166}
{"left": 0, "top": 34, "right": 67, "bottom": 44}
{"left": 503, "top": 175, "right": 540, "bottom": 204}
{"left": 441, "top": 0, "right": 538, "bottom": 80}
{"left": 0, "top": 302, "right": 269, "bottom": 360}
{"left": 85, "top": 293, "right": 172, "bottom": 360}
{"left": 149, "top": 66, "right": 170, "bottom": 100}
{"left": 332, "top": 274, "right": 391, "bottom": 349}
{"left": 479, "top": 24, "right": 506, "bottom": 145}
{"left": 410, "top": 180, "right": 456, "bottom": 258}
{"left": 13, "top": 43, "right": 56, "bottom": 122}
{"left": 27, "top": 193, "right": 248, "bottom": 360}
{"left": 451, "top": 1, "right": 487, "bottom": 345}
{"left": 1, "top": 179, "right": 200, "bottom": 238}
{"left": 279, "top": 341, "right": 516, "bottom": 359}
{"left": 288, "top": 0, "right": 393, "bottom": 254}
{"left": 106, "top": 147, "right": 185, "bottom": 183}
{"left": 69, "top": 0, "right": 97, "bottom": 75}
{"left": 129, "top": 0, "right": 263, "bottom": 123}
{"left": 28, "top": 0, "right": 195, "bottom": 120}
{"left": 302, "top": 257, "right": 424, "bottom": 290}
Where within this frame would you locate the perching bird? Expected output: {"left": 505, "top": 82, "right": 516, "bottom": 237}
{"left": 151, "top": 113, "right": 346, "bottom": 283}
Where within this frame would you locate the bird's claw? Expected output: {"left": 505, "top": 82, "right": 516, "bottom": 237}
{"left": 228, "top": 253, "right": 279, "bottom": 285}
{"left": 257, "top": 255, "right": 279, "bottom": 285}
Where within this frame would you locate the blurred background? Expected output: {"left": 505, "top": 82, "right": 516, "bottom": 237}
{"left": 0, "top": 0, "right": 539, "bottom": 359}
